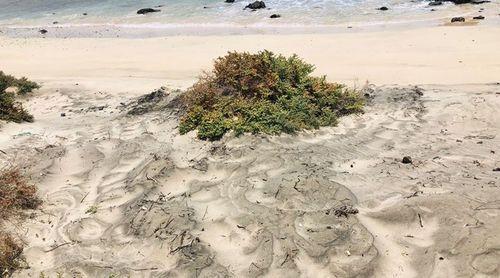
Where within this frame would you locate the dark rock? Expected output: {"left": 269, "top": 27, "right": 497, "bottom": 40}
{"left": 60, "top": 113, "right": 66, "bottom": 117}
{"left": 225, "top": 0, "right": 235, "bottom": 2}
{"left": 137, "top": 8, "right": 161, "bottom": 15}
{"left": 443, "top": 0, "right": 489, "bottom": 4}
{"left": 493, "top": 167, "right": 500, "bottom": 172}
{"left": 429, "top": 1, "right": 443, "bottom": 6}
{"left": 83, "top": 13, "right": 87, "bottom": 16}
{"left": 245, "top": 1, "right": 266, "bottom": 10}
{"left": 39, "top": 29, "right": 48, "bottom": 34}
{"left": 53, "top": 21, "right": 59, "bottom": 24}
{"left": 402, "top": 156, "right": 413, "bottom": 164}
{"left": 473, "top": 15, "right": 485, "bottom": 19}
{"left": 378, "top": 6, "right": 389, "bottom": 11}
{"left": 270, "top": 14, "right": 281, "bottom": 18}
{"left": 451, "top": 17, "right": 465, "bottom": 22}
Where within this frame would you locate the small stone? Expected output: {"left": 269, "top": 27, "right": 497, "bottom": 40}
{"left": 402, "top": 156, "right": 413, "bottom": 164}
{"left": 245, "top": 1, "right": 266, "bottom": 10}
{"left": 137, "top": 8, "right": 161, "bottom": 15}
{"left": 473, "top": 15, "right": 485, "bottom": 20}
{"left": 493, "top": 167, "right": 500, "bottom": 172}
{"left": 39, "top": 29, "right": 48, "bottom": 34}
{"left": 378, "top": 6, "right": 389, "bottom": 11}
{"left": 270, "top": 14, "right": 281, "bottom": 18}
{"left": 451, "top": 17, "right": 465, "bottom": 22}
{"left": 429, "top": 1, "right": 443, "bottom": 5}
{"left": 60, "top": 113, "right": 66, "bottom": 117}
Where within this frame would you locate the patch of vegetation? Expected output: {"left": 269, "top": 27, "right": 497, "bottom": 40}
{"left": 85, "top": 205, "right": 98, "bottom": 215}
{"left": 0, "top": 168, "right": 40, "bottom": 276}
{"left": 178, "top": 51, "right": 363, "bottom": 140}
{"left": 0, "top": 71, "right": 40, "bottom": 123}
{"left": 0, "top": 232, "right": 23, "bottom": 276}
{"left": 0, "top": 168, "right": 41, "bottom": 218}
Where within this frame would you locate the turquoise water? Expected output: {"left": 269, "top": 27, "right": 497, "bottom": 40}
{"left": 0, "top": 0, "right": 498, "bottom": 28}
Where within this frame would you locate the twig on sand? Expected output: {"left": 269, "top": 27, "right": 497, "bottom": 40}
{"left": 146, "top": 174, "right": 159, "bottom": 184}
{"left": 274, "top": 187, "right": 280, "bottom": 198}
{"left": 131, "top": 267, "right": 159, "bottom": 271}
{"left": 418, "top": 213, "right": 424, "bottom": 228}
{"left": 405, "top": 190, "right": 423, "bottom": 199}
{"left": 0, "top": 149, "right": 7, "bottom": 155}
{"left": 202, "top": 206, "right": 208, "bottom": 220}
{"left": 80, "top": 191, "right": 90, "bottom": 203}
{"left": 170, "top": 238, "right": 195, "bottom": 254}
{"left": 44, "top": 241, "right": 77, "bottom": 252}
{"left": 280, "top": 253, "right": 290, "bottom": 266}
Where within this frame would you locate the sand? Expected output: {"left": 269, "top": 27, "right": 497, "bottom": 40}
{"left": 1, "top": 25, "right": 500, "bottom": 277}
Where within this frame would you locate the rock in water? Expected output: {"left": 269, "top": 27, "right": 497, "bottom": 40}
{"left": 402, "top": 156, "right": 413, "bottom": 164}
{"left": 428, "top": 1, "right": 443, "bottom": 6}
{"left": 137, "top": 8, "right": 161, "bottom": 15}
{"left": 245, "top": 1, "right": 266, "bottom": 10}
{"left": 451, "top": 17, "right": 465, "bottom": 22}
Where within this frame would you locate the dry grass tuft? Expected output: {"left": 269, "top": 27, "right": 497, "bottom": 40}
{"left": 0, "top": 232, "right": 23, "bottom": 276}
{"left": 0, "top": 168, "right": 40, "bottom": 218}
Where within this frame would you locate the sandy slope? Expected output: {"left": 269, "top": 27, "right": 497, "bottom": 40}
{"left": 1, "top": 79, "right": 499, "bottom": 277}
{"left": 1, "top": 25, "right": 500, "bottom": 277}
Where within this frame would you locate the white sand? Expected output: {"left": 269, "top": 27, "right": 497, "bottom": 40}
{"left": 1, "top": 26, "right": 499, "bottom": 89}
{"left": 1, "top": 25, "right": 500, "bottom": 277}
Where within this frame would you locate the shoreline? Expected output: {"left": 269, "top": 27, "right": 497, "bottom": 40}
{"left": 1, "top": 14, "right": 499, "bottom": 39}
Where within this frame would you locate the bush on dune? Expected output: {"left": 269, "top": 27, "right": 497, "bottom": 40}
{"left": 178, "top": 51, "right": 363, "bottom": 140}
{"left": 0, "top": 71, "right": 39, "bottom": 123}
{"left": 0, "top": 168, "right": 41, "bottom": 218}
{"left": 0, "top": 168, "right": 40, "bottom": 276}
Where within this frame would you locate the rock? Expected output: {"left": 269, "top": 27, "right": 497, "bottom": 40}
{"left": 82, "top": 13, "right": 87, "bottom": 16}
{"left": 137, "top": 8, "right": 161, "bottom": 15}
{"left": 473, "top": 15, "right": 485, "bottom": 20}
{"left": 451, "top": 17, "right": 465, "bottom": 22}
{"left": 402, "top": 156, "right": 413, "bottom": 164}
{"left": 60, "top": 113, "right": 66, "bottom": 117}
{"left": 270, "top": 14, "right": 281, "bottom": 18}
{"left": 493, "top": 167, "right": 500, "bottom": 172}
{"left": 443, "top": 0, "right": 490, "bottom": 4}
{"left": 53, "top": 21, "right": 59, "bottom": 24}
{"left": 225, "top": 0, "right": 235, "bottom": 2}
{"left": 39, "top": 29, "right": 48, "bottom": 34}
{"left": 245, "top": 1, "right": 266, "bottom": 10}
{"left": 429, "top": 1, "right": 443, "bottom": 6}
{"left": 378, "top": 6, "right": 389, "bottom": 11}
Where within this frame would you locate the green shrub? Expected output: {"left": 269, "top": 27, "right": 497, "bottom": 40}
{"left": 178, "top": 51, "right": 363, "bottom": 140}
{"left": 0, "top": 71, "right": 39, "bottom": 123}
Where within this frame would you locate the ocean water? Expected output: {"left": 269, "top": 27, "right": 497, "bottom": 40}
{"left": 0, "top": 0, "right": 498, "bottom": 31}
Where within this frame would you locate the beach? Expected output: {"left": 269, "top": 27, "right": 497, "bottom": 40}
{"left": 1, "top": 2, "right": 500, "bottom": 277}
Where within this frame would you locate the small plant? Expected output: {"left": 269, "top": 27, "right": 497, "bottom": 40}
{"left": 0, "top": 71, "right": 39, "bottom": 123}
{"left": 178, "top": 51, "right": 363, "bottom": 140}
{"left": 0, "top": 232, "right": 23, "bottom": 276}
{"left": 85, "top": 205, "right": 98, "bottom": 215}
{"left": 0, "top": 168, "right": 41, "bottom": 218}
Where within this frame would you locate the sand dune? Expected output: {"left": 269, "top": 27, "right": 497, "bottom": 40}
{"left": 1, "top": 79, "right": 498, "bottom": 277}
